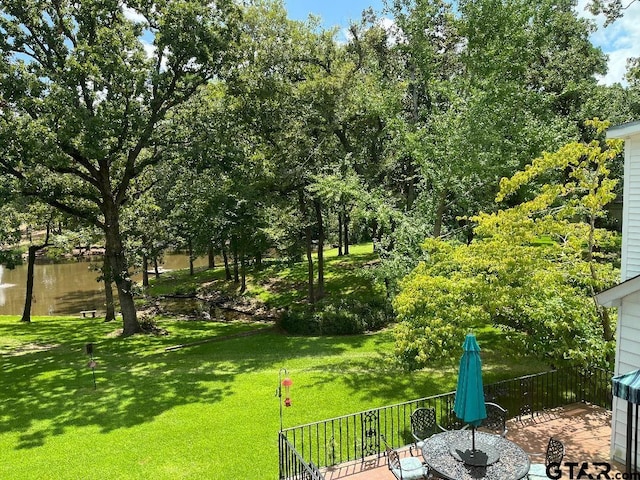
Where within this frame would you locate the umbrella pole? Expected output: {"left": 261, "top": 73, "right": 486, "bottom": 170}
{"left": 472, "top": 426, "right": 476, "bottom": 453}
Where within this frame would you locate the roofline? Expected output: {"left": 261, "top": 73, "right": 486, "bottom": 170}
{"left": 596, "top": 275, "right": 640, "bottom": 307}
{"left": 607, "top": 120, "right": 640, "bottom": 139}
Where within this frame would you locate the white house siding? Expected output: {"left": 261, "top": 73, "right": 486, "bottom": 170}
{"left": 612, "top": 291, "right": 640, "bottom": 467}
{"left": 622, "top": 134, "right": 640, "bottom": 280}
{"left": 605, "top": 123, "right": 640, "bottom": 470}
{"left": 612, "top": 396, "right": 627, "bottom": 465}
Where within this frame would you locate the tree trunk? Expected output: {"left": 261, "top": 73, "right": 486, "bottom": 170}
{"left": 338, "top": 211, "right": 343, "bottom": 256}
{"left": 142, "top": 254, "right": 149, "bottom": 288}
{"left": 588, "top": 213, "right": 615, "bottom": 345}
{"left": 188, "top": 238, "right": 194, "bottom": 276}
{"left": 371, "top": 220, "right": 379, "bottom": 253}
{"left": 20, "top": 246, "right": 39, "bottom": 323}
{"left": 384, "top": 277, "right": 392, "bottom": 301}
{"left": 103, "top": 255, "right": 116, "bottom": 323}
{"left": 314, "top": 199, "right": 325, "bottom": 300}
{"left": 208, "top": 244, "right": 216, "bottom": 269}
{"left": 222, "top": 244, "right": 232, "bottom": 281}
{"left": 299, "top": 189, "right": 314, "bottom": 304}
{"left": 20, "top": 226, "right": 51, "bottom": 323}
{"left": 240, "top": 246, "right": 246, "bottom": 293}
{"left": 232, "top": 236, "right": 239, "bottom": 283}
{"left": 104, "top": 205, "right": 141, "bottom": 336}
{"left": 343, "top": 209, "right": 350, "bottom": 255}
{"left": 154, "top": 257, "right": 160, "bottom": 279}
{"left": 433, "top": 189, "right": 447, "bottom": 238}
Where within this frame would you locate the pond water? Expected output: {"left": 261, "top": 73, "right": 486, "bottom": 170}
{"left": 0, "top": 254, "right": 209, "bottom": 316}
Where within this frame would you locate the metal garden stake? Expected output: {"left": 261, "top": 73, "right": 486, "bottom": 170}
{"left": 85, "top": 343, "right": 97, "bottom": 390}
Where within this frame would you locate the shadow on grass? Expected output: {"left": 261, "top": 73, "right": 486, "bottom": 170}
{"left": 1, "top": 346, "right": 230, "bottom": 449}
{"left": 0, "top": 318, "right": 376, "bottom": 450}
{"left": 247, "top": 245, "right": 382, "bottom": 308}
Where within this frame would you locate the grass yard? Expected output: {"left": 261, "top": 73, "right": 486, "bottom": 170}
{"left": 147, "top": 243, "right": 384, "bottom": 309}
{"left": 0, "top": 315, "right": 549, "bottom": 479}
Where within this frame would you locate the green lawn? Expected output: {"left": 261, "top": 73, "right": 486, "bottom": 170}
{"left": 147, "top": 243, "right": 384, "bottom": 309}
{"left": 0, "top": 315, "right": 548, "bottom": 479}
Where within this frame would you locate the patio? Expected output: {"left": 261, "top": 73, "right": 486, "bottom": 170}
{"left": 278, "top": 367, "right": 617, "bottom": 479}
{"left": 320, "top": 403, "right": 622, "bottom": 479}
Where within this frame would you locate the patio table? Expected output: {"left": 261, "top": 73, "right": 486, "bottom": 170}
{"left": 421, "top": 430, "right": 530, "bottom": 480}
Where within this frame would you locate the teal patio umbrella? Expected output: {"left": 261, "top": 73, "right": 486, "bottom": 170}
{"left": 612, "top": 369, "right": 640, "bottom": 473}
{"left": 454, "top": 333, "right": 487, "bottom": 454}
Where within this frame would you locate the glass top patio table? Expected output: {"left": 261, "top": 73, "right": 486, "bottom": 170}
{"left": 421, "top": 430, "right": 531, "bottom": 480}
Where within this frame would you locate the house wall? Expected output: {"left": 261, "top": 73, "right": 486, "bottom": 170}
{"left": 611, "top": 284, "right": 640, "bottom": 467}
{"left": 609, "top": 126, "right": 640, "bottom": 469}
{"left": 622, "top": 133, "right": 640, "bottom": 280}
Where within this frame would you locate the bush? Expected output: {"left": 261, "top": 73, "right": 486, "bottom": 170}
{"left": 173, "top": 284, "right": 198, "bottom": 296}
{"left": 279, "top": 297, "right": 393, "bottom": 335}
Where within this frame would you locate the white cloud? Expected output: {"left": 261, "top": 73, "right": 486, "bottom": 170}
{"left": 598, "top": 46, "right": 636, "bottom": 85}
{"left": 339, "top": 16, "right": 404, "bottom": 46}
{"left": 143, "top": 41, "right": 156, "bottom": 59}
{"left": 378, "top": 17, "right": 406, "bottom": 45}
{"left": 576, "top": 0, "right": 640, "bottom": 85}
{"left": 122, "top": 5, "right": 147, "bottom": 25}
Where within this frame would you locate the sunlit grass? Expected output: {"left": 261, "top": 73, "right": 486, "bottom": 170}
{"left": 146, "top": 243, "right": 383, "bottom": 311}
{"left": 0, "top": 244, "right": 547, "bottom": 478}
{"left": 0, "top": 315, "right": 548, "bottom": 479}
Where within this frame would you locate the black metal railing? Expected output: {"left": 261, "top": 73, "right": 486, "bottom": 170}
{"left": 278, "top": 366, "right": 612, "bottom": 478}
{"left": 279, "top": 434, "right": 324, "bottom": 480}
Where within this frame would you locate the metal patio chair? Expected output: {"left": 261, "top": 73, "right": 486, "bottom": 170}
{"left": 382, "top": 436, "right": 430, "bottom": 480}
{"left": 479, "top": 402, "right": 508, "bottom": 437}
{"left": 409, "top": 407, "right": 445, "bottom": 456}
{"left": 527, "top": 437, "right": 565, "bottom": 479}
{"left": 440, "top": 408, "right": 466, "bottom": 431}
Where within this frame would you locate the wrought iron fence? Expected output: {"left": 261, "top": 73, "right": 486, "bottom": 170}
{"left": 279, "top": 434, "right": 324, "bottom": 480}
{"left": 279, "top": 366, "right": 612, "bottom": 479}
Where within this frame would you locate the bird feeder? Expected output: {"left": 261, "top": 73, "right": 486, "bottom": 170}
{"left": 282, "top": 376, "right": 293, "bottom": 407}
{"left": 277, "top": 368, "right": 293, "bottom": 431}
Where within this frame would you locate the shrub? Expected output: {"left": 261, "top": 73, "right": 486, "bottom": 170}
{"left": 279, "top": 297, "right": 393, "bottom": 335}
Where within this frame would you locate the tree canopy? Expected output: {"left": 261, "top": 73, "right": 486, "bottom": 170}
{"left": 394, "top": 121, "right": 621, "bottom": 369}
{"left": 0, "top": 0, "right": 635, "bottom": 355}
{"left": 0, "top": 0, "right": 241, "bottom": 334}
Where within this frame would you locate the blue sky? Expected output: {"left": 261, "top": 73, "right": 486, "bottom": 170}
{"left": 284, "top": 0, "right": 640, "bottom": 85}
{"left": 284, "top": 0, "right": 384, "bottom": 28}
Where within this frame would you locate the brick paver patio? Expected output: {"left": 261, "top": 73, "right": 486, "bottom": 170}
{"left": 321, "top": 403, "right": 623, "bottom": 479}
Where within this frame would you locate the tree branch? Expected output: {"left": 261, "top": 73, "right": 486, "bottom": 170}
{"left": 106, "top": 97, "right": 132, "bottom": 161}
{"left": 21, "top": 191, "right": 103, "bottom": 229}
{"left": 57, "top": 143, "right": 100, "bottom": 185}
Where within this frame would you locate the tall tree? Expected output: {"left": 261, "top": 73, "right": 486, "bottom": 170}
{"left": 0, "top": 0, "right": 240, "bottom": 334}
{"left": 16, "top": 202, "right": 65, "bottom": 323}
{"left": 393, "top": 120, "right": 621, "bottom": 369}
{"left": 0, "top": 176, "right": 22, "bottom": 269}
{"left": 587, "top": 0, "right": 638, "bottom": 24}
{"left": 376, "top": 0, "right": 609, "bottom": 298}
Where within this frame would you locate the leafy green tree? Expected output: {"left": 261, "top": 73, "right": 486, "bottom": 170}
{"left": 394, "top": 121, "right": 621, "bottom": 369}
{"left": 18, "top": 203, "right": 61, "bottom": 323}
{"left": 0, "top": 178, "right": 22, "bottom": 269}
{"left": 376, "top": 0, "right": 609, "bottom": 302}
{"left": 627, "top": 57, "right": 640, "bottom": 85}
{"left": 386, "top": 0, "right": 607, "bottom": 232}
{"left": 121, "top": 175, "right": 174, "bottom": 290}
{"left": 587, "top": 0, "right": 638, "bottom": 25}
{"left": 0, "top": 0, "right": 240, "bottom": 334}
